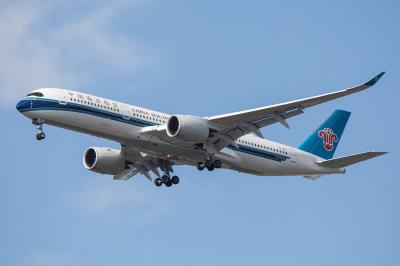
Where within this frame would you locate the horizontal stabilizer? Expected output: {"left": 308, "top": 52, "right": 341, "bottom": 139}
{"left": 316, "top": 151, "right": 387, "bottom": 168}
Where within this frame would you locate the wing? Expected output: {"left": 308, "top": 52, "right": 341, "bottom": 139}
{"left": 207, "top": 72, "right": 385, "bottom": 150}
{"left": 113, "top": 145, "right": 166, "bottom": 181}
{"left": 141, "top": 72, "right": 385, "bottom": 152}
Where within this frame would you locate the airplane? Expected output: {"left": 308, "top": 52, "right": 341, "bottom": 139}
{"left": 16, "top": 72, "right": 387, "bottom": 187}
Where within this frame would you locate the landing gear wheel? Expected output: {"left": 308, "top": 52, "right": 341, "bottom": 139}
{"left": 197, "top": 162, "right": 205, "bottom": 171}
{"left": 205, "top": 160, "right": 213, "bottom": 168}
{"left": 162, "top": 175, "right": 170, "bottom": 184}
{"left": 213, "top": 160, "right": 222, "bottom": 168}
{"left": 171, "top": 176, "right": 180, "bottom": 185}
{"left": 164, "top": 180, "right": 173, "bottom": 187}
{"left": 36, "top": 133, "right": 45, "bottom": 140}
{"left": 206, "top": 164, "right": 215, "bottom": 171}
{"left": 154, "top": 178, "right": 163, "bottom": 187}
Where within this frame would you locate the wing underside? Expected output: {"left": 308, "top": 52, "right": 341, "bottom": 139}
{"left": 139, "top": 72, "right": 385, "bottom": 153}
{"left": 207, "top": 72, "right": 385, "bottom": 151}
{"left": 113, "top": 145, "right": 174, "bottom": 181}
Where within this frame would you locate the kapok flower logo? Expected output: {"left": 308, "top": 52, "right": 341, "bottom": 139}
{"left": 318, "top": 128, "right": 338, "bottom": 151}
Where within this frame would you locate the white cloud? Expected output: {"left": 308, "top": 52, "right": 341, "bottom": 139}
{"left": 76, "top": 179, "right": 174, "bottom": 227}
{"left": 0, "top": 0, "right": 159, "bottom": 105}
{"left": 78, "top": 180, "right": 154, "bottom": 215}
{"left": 26, "top": 250, "right": 72, "bottom": 266}
{"left": 74, "top": 175, "right": 220, "bottom": 226}
{"left": 0, "top": 3, "right": 71, "bottom": 104}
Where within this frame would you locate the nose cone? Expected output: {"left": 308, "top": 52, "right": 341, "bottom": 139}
{"left": 16, "top": 99, "right": 29, "bottom": 112}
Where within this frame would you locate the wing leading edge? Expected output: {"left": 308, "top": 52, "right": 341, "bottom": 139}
{"left": 207, "top": 72, "right": 385, "bottom": 151}
{"left": 209, "top": 72, "right": 385, "bottom": 126}
{"left": 139, "top": 72, "right": 385, "bottom": 153}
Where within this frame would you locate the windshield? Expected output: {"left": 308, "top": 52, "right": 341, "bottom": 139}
{"left": 26, "top": 92, "right": 44, "bottom": 97}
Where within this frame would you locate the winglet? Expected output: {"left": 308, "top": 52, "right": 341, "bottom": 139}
{"left": 364, "top": 72, "right": 385, "bottom": 87}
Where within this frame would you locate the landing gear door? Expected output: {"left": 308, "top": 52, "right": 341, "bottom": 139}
{"left": 121, "top": 104, "right": 131, "bottom": 120}
{"left": 59, "top": 93, "right": 67, "bottom": 105}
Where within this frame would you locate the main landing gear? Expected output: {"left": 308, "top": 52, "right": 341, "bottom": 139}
{"left": 33, "top": 120, "right": 46, "bottom": 141}
{"left": 152, "top": 160, "right": 180, "bottom": 188}
{"left": 197, "top": 159, "right": 222, "bottom": 172}
{"left": 154, "top": 174, "right": 180, "bottom": 187}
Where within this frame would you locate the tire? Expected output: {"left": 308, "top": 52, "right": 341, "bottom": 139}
{"left": 171, "top": 176, "right": 180, "bottom": 185}
{"left": 205, "top": 160, "right": 213, "bottom": 168}
{"left": 165, "top": 180, "right": 172, "bottom": 187}
{"left": 197, "top": 163, "right": 205, "bottom": 171}
{"left": 154, "top": 178, "right": 163, "bottom": 187}
{"left": 162, "top": 175, "right": 170, "bottom": 184}
{"left": 213, "top": 160, "right": 222, "bottom": 168}
{"left": 206, "top": 164, "right": 215, "bottom": 171}
{"left": 36, "top": 133, "right": 44, "bottom": 140}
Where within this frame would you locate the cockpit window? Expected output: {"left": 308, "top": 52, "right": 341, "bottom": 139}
{"left": 26, "top": 92, "right": 44, "bottom": 97}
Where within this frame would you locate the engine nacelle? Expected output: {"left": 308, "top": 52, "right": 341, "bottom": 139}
{"left": 83, "top": 147, "right": 126, "bottom": 175}
{"left": 166, "top": 115, "right": 209, "bottom": 143}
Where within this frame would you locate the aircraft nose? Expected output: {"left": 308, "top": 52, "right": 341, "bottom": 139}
{"left": 16, "top": 99, "right": 29, "bottom": 112}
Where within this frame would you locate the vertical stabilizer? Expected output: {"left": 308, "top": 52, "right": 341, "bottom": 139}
{"left": 299, "top": 110, "right": 351, "bottom": 159}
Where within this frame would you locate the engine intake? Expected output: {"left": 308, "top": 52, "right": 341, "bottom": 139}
{"left": 83, "top": 147, "right": 126, "bottom": 175}
{"left": 166, "top": 115, "right": 210, "bottom": 143}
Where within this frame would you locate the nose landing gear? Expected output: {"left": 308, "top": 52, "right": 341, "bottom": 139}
{"left": 36, "top": 132, "right": 46, "bottom": 141}
{"left": 32, "top": 120, "right": 46, "bottom": 141}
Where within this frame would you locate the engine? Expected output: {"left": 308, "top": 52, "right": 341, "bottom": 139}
{"left": 166, "top": 115, "right": 210, "bottom": 143}
{"left": 83, "top": 147, "right": 126, "bottom": 175}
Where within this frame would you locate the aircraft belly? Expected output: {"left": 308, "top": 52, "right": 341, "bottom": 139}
{"left": 24, "top": 110, "right": 335, "bottom": 177}
{"left": 138, "top": 139, "right": 206, "bottom": 165}
{"left": 28, "top": 109, "right": 204, "bottom": 163}
{"left": 27, "top": 110, "right": 140, "bottom": 142}
{"left": 224, "top": 149, "right": 320, "bottom": 176}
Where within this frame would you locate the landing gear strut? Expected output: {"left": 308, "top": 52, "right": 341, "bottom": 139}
{"left": 197, "top": 159, "right": 222, "bottom": 172}
{"left": 33, "top": 120, "right": 46, "bottom": 141}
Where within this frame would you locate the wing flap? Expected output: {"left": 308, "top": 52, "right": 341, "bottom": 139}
{"left": 113, "top": 145, "right": 170, "bottom": 182}
{"left": 140, "top": 124, "right": 167, "bottom": 138}
{"left": 113, "top": 167, "right": 139, "bottom": 181}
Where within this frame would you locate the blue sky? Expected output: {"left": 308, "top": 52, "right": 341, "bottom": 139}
{"left": 1, "top": 0, "right": 399, "bottom": 265}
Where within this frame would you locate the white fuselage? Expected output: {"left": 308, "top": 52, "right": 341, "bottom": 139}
{"left": 16, "top": 88, "right": 343, "bottom": 177}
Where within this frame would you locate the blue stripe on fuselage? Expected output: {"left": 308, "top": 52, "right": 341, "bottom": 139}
{"left": 228, "top": 145, "right": 289, "bottom": 162}
{"left": 18, "top": 98, "right": 290, "bottom": 162}
{"left": 18, "top": 98, "right": 157, "bottom": 127}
